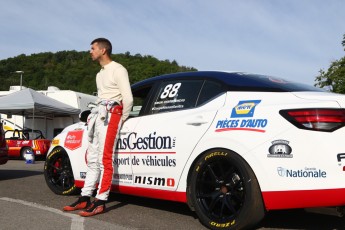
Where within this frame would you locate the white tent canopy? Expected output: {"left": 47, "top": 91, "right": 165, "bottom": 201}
{"left": 0, "top": 88, "right": 80, "bottom": 116}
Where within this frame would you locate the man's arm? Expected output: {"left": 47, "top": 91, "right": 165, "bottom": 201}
{"left": 116, "top": 67, "right": 133, "bottom": 121}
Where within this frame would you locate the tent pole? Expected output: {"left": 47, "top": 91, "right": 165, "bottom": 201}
{"left": 22, "top": 112, "right": 24, "bottom": 130}
{"left": 33, "top": 109, "right": 35, "bottom": 133}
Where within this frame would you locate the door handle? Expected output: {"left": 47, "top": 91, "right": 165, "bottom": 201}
{"left": 186, "top": 116, "right": 208, "bottom": 126}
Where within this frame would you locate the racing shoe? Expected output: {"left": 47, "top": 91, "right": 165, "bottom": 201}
{"left": 79, "top": 199, "right": 105, "bottom": 217}
{"left": 63, "top": 196, "right": 91, "bottom": 211}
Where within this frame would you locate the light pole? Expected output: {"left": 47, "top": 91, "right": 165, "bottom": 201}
{"left": 15, "top": 71, "right": 24, "bottom": 90}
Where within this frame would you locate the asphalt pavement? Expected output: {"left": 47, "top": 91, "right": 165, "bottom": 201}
{"left": 0, "top": 160, "right": 134, "bottom": 230}
{"left": 0, "top": 197, "right": 134, "bottom": 230}
{"left": 3, "top": 160, "right": 345, "bottom": 230}
{"left": 0, "top": 160, "right": 205, "bottom": 230}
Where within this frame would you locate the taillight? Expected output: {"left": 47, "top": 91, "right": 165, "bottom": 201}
{"left": 279, "top": 109, "right": 345, "bottom": 132}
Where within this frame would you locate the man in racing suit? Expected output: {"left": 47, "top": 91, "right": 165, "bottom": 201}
{"left": 63, "top": 38, "right": 133, "bottom": 217}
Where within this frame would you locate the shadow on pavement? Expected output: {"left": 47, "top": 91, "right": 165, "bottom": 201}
{"left": 0, "top": 169, "right": 43, "bottom": 181}
{"left": 106, "top": 192, "right": 199, "bottom": 219}
{"left": 258, "top": 209, "right": 345, "bottom": 229}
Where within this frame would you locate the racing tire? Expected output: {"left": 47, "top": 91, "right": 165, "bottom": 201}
{"left": 21, "top": 147, "right": 32, "bottom": 160}
{"left": 44, "top": 147, "right": 79, "bottom": 195}
{"left": 188, "top": 149, "right": 265, "bottom": 230}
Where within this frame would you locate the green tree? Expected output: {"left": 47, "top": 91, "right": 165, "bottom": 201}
{"left": 315, "top": 34, "right": 345, "bottom": 93}
{"left": 0, "top": 51, "right": 197, "bottom": 94}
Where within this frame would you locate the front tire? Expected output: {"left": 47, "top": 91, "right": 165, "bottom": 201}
{"left": 44, "top": 147, "right": 79, "bottom": 195}
{"left": 188, "top": 149, "right": 265, "bottom": 230}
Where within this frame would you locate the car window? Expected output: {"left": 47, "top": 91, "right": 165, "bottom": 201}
{"left": 196, "top": 80, "right": 224, "bottom": 106}
{"left": 149, "top": 80, "right": 203, "bottom": 114}
{"left": 4, "top": 130, "right": 43, "bottom": 139}
{"left": 26, "top": 131, "right": 42, "bottom": 139}
{"left": 129, "top": 85, "right": 153, "bottom": 118}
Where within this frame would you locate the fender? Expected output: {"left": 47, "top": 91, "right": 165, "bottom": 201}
{"left": 177, "top": 134, "right": 250, "bottom": 193}
{"left": 47, "top": 123, "right": 88, "bottom": 181}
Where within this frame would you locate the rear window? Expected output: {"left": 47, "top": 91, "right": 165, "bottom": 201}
{"left": 196, "top": 80, "right": 224, "bottom": 106}
{"left": 223, "top": 73, "right": 325, "bottom": 92}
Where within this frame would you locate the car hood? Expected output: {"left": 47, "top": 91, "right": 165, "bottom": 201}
{"left": 292, "top": 91, "right": 345, "bottom": 108}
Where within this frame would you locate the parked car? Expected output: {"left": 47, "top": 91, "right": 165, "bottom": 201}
{"left": 44, "top": 71, "right": 345, "bottom": 229}
{"left": 6, "top": 129, "right": 51, "bottom": 159}
{"left": 0, "top": 122, "right": 8, "bottom": 165}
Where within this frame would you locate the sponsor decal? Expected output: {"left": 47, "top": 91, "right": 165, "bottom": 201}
{"left": 337, "top": 153, "right": 345, "bottom": 163}
{"left": 80, "top": 172, "right": 86, "bottom": 179}
{"left": 113, "top": 174, "right": 133, "bottom": 184}
{"left": 117, "top": 132, "right": 176, "bottom": 150}
{"left": 51, "top": 139, "right": 59, "bottom": 145}
{"left": 277, "top": 167, "right": 327, "bottom": 178}
{"left": 64, "top": 130, "right": 83, "bottom": 150}
{"left": 215, "top": 100, "right": 267, "bottom": 132}
{"left": 114, "top": 173, "right": 133, "bottom": 181}
{"left": 134, "top": 175, "right": 175, "bottom": 187}
{"left": 114, "top": 157, "right": 130, "bottom": 167}
{"left": 114, "top": 155, "right": 176, "bottom": 167}
{"left": 141, "top": 155, "right": 176, "bottom": 167}
{"left": 231, "top": 100, "right": 261, "bottom": 118}
{"left": 152, "top": 83, "right": 185, "bottom": 112}
{"left": 152, "top": 104, "right": 184, "bottom": 111}
{"left": 116, "top": 132, "right": 177, "bottom": 167}
{"left": 336, "top": 153, "right": 345, "bottom": 171}
{"left": 268, "top": 140, "right": 293, "bottom": 158}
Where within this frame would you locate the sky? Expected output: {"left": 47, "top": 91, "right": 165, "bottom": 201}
{"left": 0, "top": 0, "right": 344, "bottom": 86}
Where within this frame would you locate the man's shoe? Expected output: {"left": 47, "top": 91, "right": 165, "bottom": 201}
{"left": 63, "top": 196, "right": 91, "bottom": 211}
{"left": 78, "top": 199, "right": 105, "bottom": 217}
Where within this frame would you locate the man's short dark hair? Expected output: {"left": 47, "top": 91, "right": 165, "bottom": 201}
{"left": 91, "top": 38, "right": 112, "bottom": 56}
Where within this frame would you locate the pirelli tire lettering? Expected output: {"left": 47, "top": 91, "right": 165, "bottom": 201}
{"left": 188, "top": 149, "right": 265, "bottom": 230}
{"left": 44, "top": 147, "right": 79, "bottom": 195}
{"left": 210, "top": 220, "right": 235, "bottom": 228}
{"left": 204, "top": 151, "right": 228, "bottom": 161}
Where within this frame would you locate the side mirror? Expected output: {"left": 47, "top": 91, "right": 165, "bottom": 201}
{"left": 79, "top": 110, "right": 91, "bottom": 122}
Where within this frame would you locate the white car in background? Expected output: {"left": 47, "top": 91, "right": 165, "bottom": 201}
{"left": 44, "top": 71, "right": 345, "bottom": 230}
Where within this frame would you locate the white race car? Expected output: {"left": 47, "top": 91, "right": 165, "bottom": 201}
{"left": 44, "top": 71, "right": 345, "bottom": 229}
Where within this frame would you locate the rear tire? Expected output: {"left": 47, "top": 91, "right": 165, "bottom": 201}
{"left": 188, "top": 149, "right": 265, "bottom": 230}
{"left": 44, "top": 147, "right": 79, "bottom": 195}
{"left": 21, "top": 147, "right": 32, "bottom": 160}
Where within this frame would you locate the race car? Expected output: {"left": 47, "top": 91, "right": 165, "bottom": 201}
{"left": 6, "top": 129, "right": 51, "bottom": 159}
{"left": 44, "top": 71, "right": 345, "bottom": 230}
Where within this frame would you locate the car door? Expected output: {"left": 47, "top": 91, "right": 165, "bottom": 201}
{"left": 127, "top": 79, "right": 226, "bottom": 191}
{"left": 114, "top": 84, "right": 154, "bottom": 186}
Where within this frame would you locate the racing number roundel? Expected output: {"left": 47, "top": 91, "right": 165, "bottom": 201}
{"left": 64, "top": 130, "right": 83, "bottom": 150}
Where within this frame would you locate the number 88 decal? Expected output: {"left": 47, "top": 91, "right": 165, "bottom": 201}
{"left": 160, "top": 83, "right": 181, "bottom": 99}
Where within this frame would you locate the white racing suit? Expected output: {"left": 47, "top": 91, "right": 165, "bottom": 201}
{"left": 81, "top": 100, "right": 123, "bottom": 201}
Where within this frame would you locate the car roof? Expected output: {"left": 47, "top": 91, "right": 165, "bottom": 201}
{"left": 131, "top": 71, "right": 324, "bottom": 92}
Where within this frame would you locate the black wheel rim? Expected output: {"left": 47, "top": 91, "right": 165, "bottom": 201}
{"left": 46, "top": 152, "right": 75, "bottom": 192}
{"left": 196, "top": 157, "right": 245, "bottom": 222}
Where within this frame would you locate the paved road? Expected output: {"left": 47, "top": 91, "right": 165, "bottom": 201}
{"left": 1, "top": 160, "right": 345, "bottom": 229}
